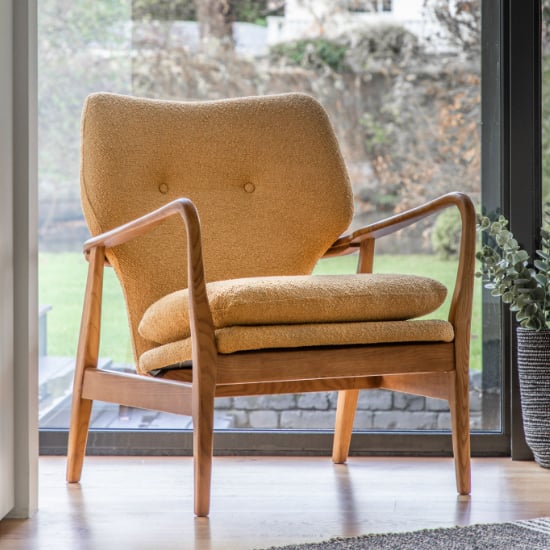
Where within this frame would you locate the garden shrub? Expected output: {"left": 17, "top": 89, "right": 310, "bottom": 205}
{"left": 270, "top": 38, "right": 349, "bottom": 73}
{"left": 432, "top": 207, "right": 462, "bottom": 260}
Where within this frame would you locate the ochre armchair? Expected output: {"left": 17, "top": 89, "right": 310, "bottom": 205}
{"left": 67, "top": 92, "right": 475, "bottom": 517}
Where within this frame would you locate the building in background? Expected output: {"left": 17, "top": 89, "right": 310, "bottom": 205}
{"left": 267, "top": 0, "right": 456, "bottom": 53}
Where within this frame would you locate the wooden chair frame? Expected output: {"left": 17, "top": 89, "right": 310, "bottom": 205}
{"left": 66, "top": 191, "right": 475, "bottom": 517}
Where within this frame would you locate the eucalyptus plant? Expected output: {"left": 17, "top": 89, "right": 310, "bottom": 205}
{"left": 476, "top": 207, "right": 550, "bottom": 330}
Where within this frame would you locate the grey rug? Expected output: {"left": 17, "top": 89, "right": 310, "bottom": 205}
{"left": 261, "top": 518, "right": 550, "bottom": 549}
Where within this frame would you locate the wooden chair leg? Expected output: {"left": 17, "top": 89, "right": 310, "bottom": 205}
{"left": 66, "top": 246, "right": 105, "bottom": 484}
{"left": 331, "top": 239, "right": 373, "bottom": 464}
{"left": 66, "top": 392, "right": 93, "bottom": 483}
{"left": 193, "top": 396, "right": 215, "bottom": 517}
{"left": 449, "top": 370, "right": 471, "bottom": 495}
{"left": 332, "top": 389, "right": 359, "bottom": 464}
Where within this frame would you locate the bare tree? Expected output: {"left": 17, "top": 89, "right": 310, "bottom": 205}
{"left": 424, "top": 0, "right": 480, "bottom": 57}
{"left": 194, "top": 0, "right": 234, "bottom": 47}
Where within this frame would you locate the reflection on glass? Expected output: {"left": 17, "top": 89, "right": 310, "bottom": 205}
{"left": 38, "top": 0, "right": 492, "bottom": 432}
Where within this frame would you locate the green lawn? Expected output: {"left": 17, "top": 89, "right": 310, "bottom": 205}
{"left": 39, "top": 252, "right": 134, "bottom": 364}
{"left": 39, "top": 252, "right": 482, "bottom": 370}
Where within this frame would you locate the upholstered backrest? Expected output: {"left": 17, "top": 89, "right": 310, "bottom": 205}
{"left": 81, "top": 92, "right": 354, "bottom": 360}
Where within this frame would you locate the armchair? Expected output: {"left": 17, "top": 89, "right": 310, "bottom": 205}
{"left": 67, "top": 92, "right": 476, "bottom": 517}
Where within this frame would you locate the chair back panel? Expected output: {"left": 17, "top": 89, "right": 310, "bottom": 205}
{"left": 81, "top": 92, "right": 353, "bottom": 360}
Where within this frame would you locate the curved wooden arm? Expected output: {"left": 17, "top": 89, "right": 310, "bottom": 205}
{"left": 324, "top": 192, "right": 476, "bottom": 329}
{"left": 83, "top": 198, "right": 216, "bottom": 367}
{"left": 323, "top": 192, "right": 473, "bottom": 257}
{"left": 83, "top": 199, "right": 200, "bottom": 252}
{"left": 446, "top": 193, "right": 476, "bottom": 330}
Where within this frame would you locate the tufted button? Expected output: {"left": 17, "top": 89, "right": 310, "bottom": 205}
{"left": 159, "top": 183, "right": 169, "bottom": 194}
{"left": 243, "top": 182, "right": 256, "bottom": 193}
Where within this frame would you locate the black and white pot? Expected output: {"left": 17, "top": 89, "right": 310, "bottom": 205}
{"left": 516, "top": 327, "right": 550, "bottom": 468}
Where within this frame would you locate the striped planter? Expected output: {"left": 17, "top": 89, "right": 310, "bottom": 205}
{"left": 517, "top": 327, "right": 550, "bottom": 468}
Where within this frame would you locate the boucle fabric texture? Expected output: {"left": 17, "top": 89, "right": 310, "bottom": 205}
{"left": 80, "top": 92, "right": 354, "bottom": 363}
{"left": 138, "top": 320, "right": 454, "bottom": 374}
{"left": 138, "top": 274, "right": 447, "bottom": 345}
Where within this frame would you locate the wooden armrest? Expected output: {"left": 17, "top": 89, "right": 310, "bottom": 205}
{"left": 83, "top": 198, "right": 198, "bottom": 253}
{"left": 324, "top": 192, "right": 476, "bottom": 330}
{"left": 324, "top": 192, "right": 473, "bottom": 257}
{"left": 82, "top": 198, "right": 215, "bottom": 355}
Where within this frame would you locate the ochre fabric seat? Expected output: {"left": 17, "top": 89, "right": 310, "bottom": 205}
{"left": 137, "top": 273, "right": 451, "bottom": 373}
{"left": 138, "top": 273, "right": 448, "bottom": 344}
{"left": 66, "top": 91, "right": 476, "bottom": 518}
{"left": 139, "top": 319, "right": 455, "bottom": 373}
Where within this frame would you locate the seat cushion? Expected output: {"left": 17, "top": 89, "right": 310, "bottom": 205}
{"left": 138, "top": 274, "right": 447, "bottom": 345}
{"left": 138, "top": 319, "right": 455, "bottom": 374}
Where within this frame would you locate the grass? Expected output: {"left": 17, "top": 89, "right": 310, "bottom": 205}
{"left": 39, "top": 252, "right": 134, "bottom": 364}
{"left": 39, "top": 252, "right": 482, "bottom": 371}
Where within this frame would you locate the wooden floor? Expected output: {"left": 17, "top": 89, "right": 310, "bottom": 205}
{"left": 2, "top": 456, "right": 550, "bottom": 549}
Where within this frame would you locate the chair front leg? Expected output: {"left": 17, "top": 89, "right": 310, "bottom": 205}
{"left": 66, "top": 246, "right": 105, "bottom": 483}
{"left": 192, "top": 359, "right": 216, "bottom": 517}
{"left": 66, "top": 396, "right": 94, "bottom": 483}
{"left": 193, "top": 400, "right": 215, "bottom": 517}
{"left": 449, "top": 336, "right": 471, "bottom": 495}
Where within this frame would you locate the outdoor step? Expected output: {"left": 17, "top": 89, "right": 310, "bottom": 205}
{"left": 38, "top": 359, "right": 233, "bottom": 430}
{"left": 39, "top": 356, "right": 112, "bottom": 421}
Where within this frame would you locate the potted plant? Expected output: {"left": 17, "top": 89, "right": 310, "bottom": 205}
{"left": 476, "top": 207, "right": 550, "bottom": 467}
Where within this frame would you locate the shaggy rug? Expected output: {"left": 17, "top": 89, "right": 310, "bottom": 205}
{"left": 261, "top": 518, "right": 550, "bottom": 549}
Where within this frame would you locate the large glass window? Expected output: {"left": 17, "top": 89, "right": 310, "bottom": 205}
{"left": 38, "top": 0, "right": 501, "bottom": 451}
{"left": 38, "top": 0, "right": 132, "bottom": 428}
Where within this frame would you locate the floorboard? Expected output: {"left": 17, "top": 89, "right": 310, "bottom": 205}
{"left": 1, "top": 456, "right": 550, "bottom": 549}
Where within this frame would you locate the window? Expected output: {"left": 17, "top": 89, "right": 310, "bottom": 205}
{"left": 346, "top": 0, "right": 392, "bottom": 13}
{"left": 38, "top": 0, "right": 515, "bottom": 457}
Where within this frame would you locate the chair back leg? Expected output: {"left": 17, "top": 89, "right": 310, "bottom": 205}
{"left": 332, "top": 389, "right": 360, "bottom": 463}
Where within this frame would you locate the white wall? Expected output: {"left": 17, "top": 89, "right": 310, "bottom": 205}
{"left": 12, "top": 0, "right": 39, "bottom": 519}
{"left": 0, "top": 0, "right": 38, "bottom": 521}
{"left": 0, "top": 0, "right": 15, "bottom": 523}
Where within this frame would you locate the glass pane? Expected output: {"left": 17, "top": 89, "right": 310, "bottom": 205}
{"left": 38, "top": 0, "right": 133, "bottom": 426}
{"left": 38, "top": 0, "right": 496, "bottom": 433}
